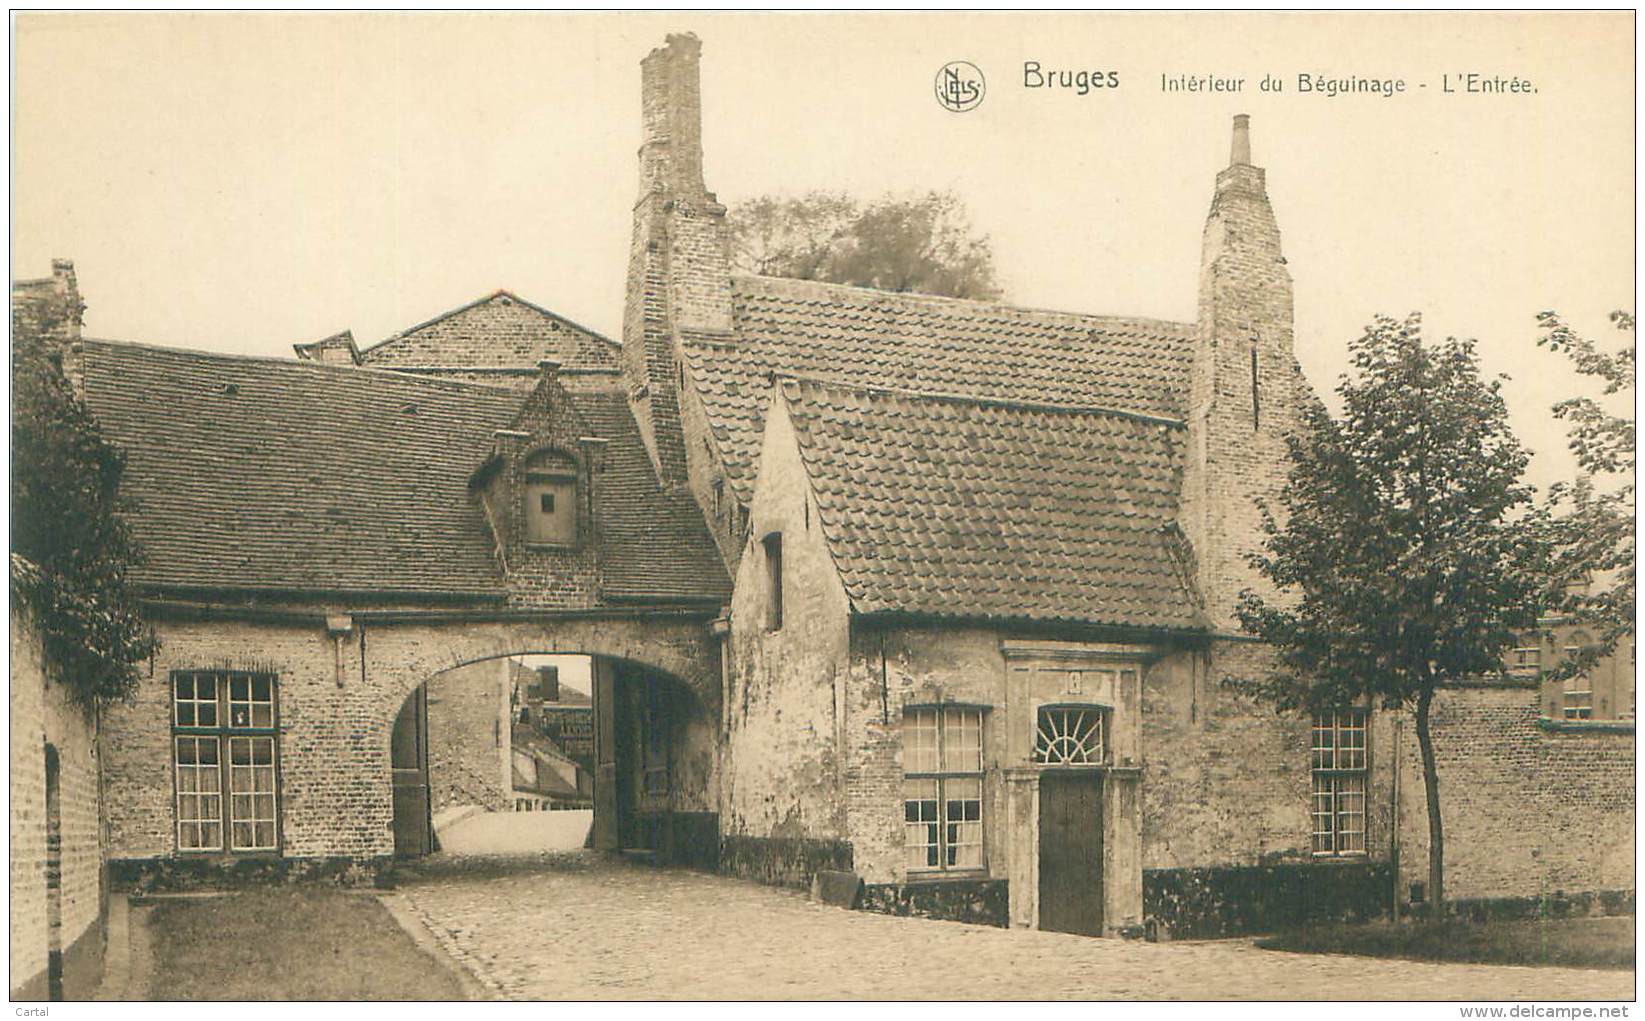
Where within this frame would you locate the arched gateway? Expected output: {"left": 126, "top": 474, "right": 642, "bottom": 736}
{"left": 372, "top": 608, "right": 724, "bottom": 866}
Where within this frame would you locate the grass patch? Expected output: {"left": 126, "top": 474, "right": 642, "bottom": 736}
{"left": 1257, "top": 916, "right": 1635, "bottom": 970}
{"left": 145, "top": 887, "right": 471, "bottom": 1000}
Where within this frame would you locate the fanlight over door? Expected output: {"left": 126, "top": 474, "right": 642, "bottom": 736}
{"left": 1034, "top": 705, "right": 1107, "bottom": 766}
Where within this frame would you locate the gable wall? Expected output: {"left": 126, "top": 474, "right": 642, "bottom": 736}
{"left": 719, "top": 397, "right": 853, "bottom": 884}
{"left": 361, "top": 295, "right": 617, "bottom": 370}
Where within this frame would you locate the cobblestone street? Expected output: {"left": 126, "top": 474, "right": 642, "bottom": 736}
{"left": 384, "top": 852, "right": 1634, "bottom": 1001}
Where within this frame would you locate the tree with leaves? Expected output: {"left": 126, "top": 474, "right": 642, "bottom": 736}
{"left": 1530, "top": 311, "right": 1635, "bottom": 681}
{"left": 1233, "top": 314, "right": 1545, "bottom": 923}
{"left": 11, "top": 302, "right": 156, "bottom": 709}
{"left": 728, "top": 190, "right": 1004, "bottom": 300}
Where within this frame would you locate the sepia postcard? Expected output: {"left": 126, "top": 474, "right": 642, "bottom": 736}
{"left": 7, "top": 11, "right": 1636, "bottom": 1008}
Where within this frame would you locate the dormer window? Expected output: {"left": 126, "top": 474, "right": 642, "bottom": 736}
{"left": 523, "top": 450, "right": 578, "bottom": 546}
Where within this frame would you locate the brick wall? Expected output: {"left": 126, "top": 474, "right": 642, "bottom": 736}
{"left": 10, "top": 601, "right": 106, "bottom": 1000}
{"left": 1396, "top": 684, "right": 1635, "bottom": 907}
{"left": 425, "top": 658, "right": 510, "bottom": 813}
{"left": 359, "top": 292, "right": 619, "bottom": 372}
{"left": 473, "top": 374, "right": 607, "bottom": 610}
{"left": 101, "top": 617, "right": 395, "bottom": 861}
{"left": 101, "top": 610, "right": 723, "bottom": 872}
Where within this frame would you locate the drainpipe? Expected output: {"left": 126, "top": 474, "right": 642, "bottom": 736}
{"left": 325, "top": 615, "right": 354, "bottom": 688}
{"left": 711, "top": 613, "right": 732, "bottom": 737}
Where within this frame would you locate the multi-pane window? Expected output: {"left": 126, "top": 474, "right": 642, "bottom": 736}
{"left": 1310, "top": 709, "right": 1367, "bottom": 856}
{"left": 1034, "top": 705, "right": 1107, "bottom": 765}
{"left": 1557, "top": 644, "right": 1596, "bottom": 719}
{"left": 903, "top": 706, "right": 984, "bottom": 873}
{"left": 1562, "top": 678, "right": 1594, "bottom": 720}
{"left": 1509, "top": 646, "right": 1542, "bottom": 675}
{"left": 172, "top": 671, "right": 280, "bottom": 852}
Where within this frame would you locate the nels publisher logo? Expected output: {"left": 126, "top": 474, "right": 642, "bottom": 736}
{"left": 935, "top": 61, "right": 985, "bottom": 112}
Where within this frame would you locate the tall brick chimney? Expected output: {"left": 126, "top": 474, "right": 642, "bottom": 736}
{"left": 621, "top": 33, "right": 734, "bottom": 486}
{"left": 11, "top": 258, "right": 88, "bottom": 393}
{"left": 1180, "top": 115, "right": 1307, "bottom": 631}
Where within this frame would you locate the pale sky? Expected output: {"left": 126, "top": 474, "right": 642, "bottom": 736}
{"left": 12, "top": 12, "right": 1635, "bottom": 492}
{"left": 516, "top": 655, "right": 591, "bottom": 699}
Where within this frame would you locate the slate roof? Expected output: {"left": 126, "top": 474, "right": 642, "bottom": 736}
{"left": 777, "top": 377, "right": 1205, "bottom": 632}
{"left": 569, "top": 387, "right": 731, "bottom": 604}
{"left": 685, "top": 274, "right": 1196, "bottom": 501}
{"left": 359, "top": 290, "right": 621, "bottom": 372}
{"left": 78, "top": 340, "right": 727, "bottom": 604}
{"left": 80, "top": 340, "right": 521, "bottom": 599}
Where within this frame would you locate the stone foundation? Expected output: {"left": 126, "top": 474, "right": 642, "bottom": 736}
{"left": 110, "top": 855, "right": 391, "bottom": 893}
{"left": 861, "top": 878, "right": 1009, "bottom": 928}
{"left": 718, "top": 835, "right": 853, "bottom": 890}
{"left": 1144, "top": 862, "right": 1394, "bottom": 939}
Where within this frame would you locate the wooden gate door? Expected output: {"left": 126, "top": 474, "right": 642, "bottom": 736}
{"left": 591, "top": 659, "right": 620, "bottom": 851}
{"left": 1038, "top": 771, "right": 1104, "bottom": 935}
{"left": 390, "top": 685, "right": 433, "bottom": 857}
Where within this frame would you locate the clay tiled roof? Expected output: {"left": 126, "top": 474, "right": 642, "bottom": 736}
{"left": 777, "top": 377, "right": 1205, "bottom": 631}
{"left": 685, "top": 275, "right": 1196, "bottom": 501}
{"left": 359, "top": 291, "right": 620, "bottom": 372}
{"left": 80, "top": 340, "right": 521, "bottom": 600}
{"left": 78, "top": 340, "right": 728, "bottom": 605}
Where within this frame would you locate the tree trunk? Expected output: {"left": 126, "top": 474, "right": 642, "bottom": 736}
{"left": 1414, "top": 685, "right": 1445, "bottom": 923}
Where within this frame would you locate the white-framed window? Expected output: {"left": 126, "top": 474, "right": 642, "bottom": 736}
{"left": 903, "top": 706, "right": 984, "bottom": 873}
{"left": 1509, "top": 646, "right": 1542, "bottom": 675}
{"left": 1310, "top": 709, "right": 1367, "bottom": 856}
{"left": 172, "top": 671, "right": 280, "bottom": 853}
{"left": 1562, "top": 677, "right": 1594, "bottom": 720}
{"left": 1034, "top": 705, "right": 1107, "bottom": 765}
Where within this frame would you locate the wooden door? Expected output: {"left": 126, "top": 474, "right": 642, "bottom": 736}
{"left": 390, "top": 686, "right": 433, "bottom": 857}
{"left": 591, "top": 659, "right": 620, "bottom": 851}
{"left": 1038, "top": 771, "right": 1104, "bottom": 936}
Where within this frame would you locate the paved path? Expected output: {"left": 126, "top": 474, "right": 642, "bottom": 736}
{"left": 389, "top": 852, "right": 1634, "bottom": 1001}
{"left": 436, "top": 809, "right": 592, "bottom": 855}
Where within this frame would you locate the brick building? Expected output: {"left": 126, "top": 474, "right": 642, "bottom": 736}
{"left": 619, "top": 33, "right": 1632, "bottom": 935}
{"left": 41, "top": 272, "right": 730, "bottom": 877}
{"left": 9, "top": 30, "right": 1632, "bottom": 960}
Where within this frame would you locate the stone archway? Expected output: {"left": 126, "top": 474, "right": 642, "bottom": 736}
{"left": 357, "top": 608, "right": 722, "bottom": 715}
{"left": 361, "top": 608, "right": 724, "bottom": 867}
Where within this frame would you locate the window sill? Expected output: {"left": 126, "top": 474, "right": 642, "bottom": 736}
{"left": 524, "top": 542, "right": 579, "bottom": 553}
{"left": 171, "top": 849, "right": 283, "bottom": 860}
{"left": 1310, "top": 852, "right": 1370, "bottom": 862}
{"left": 1537, "top": 716, "right": 1635, "bottom": 733}
{"left": 902, "top": 869, "right": 992, "bottom": 885}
